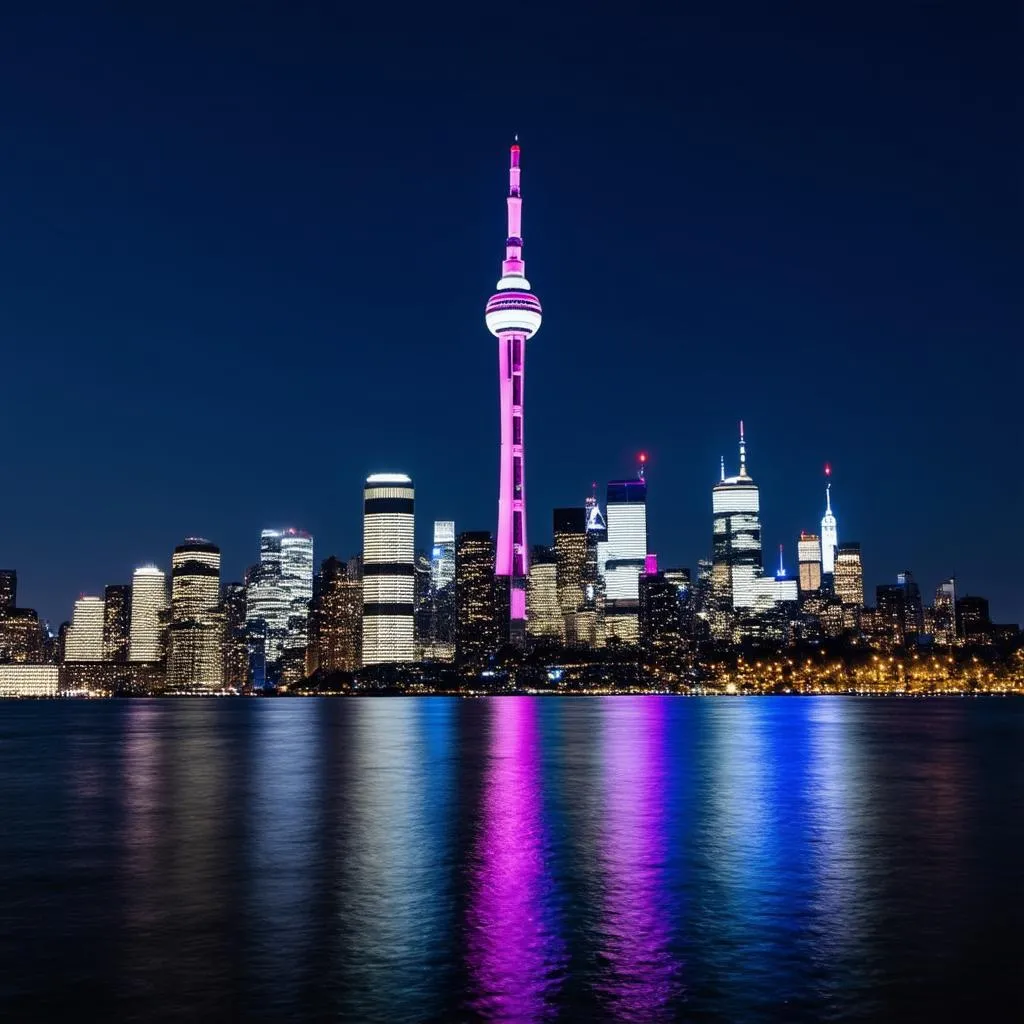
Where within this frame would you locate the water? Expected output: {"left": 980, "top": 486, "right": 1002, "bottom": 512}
{"left": 0, "top": 697, "right": 1021, "bottom": 1022}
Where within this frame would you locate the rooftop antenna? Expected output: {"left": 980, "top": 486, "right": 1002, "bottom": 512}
{"left": 738, "top": 420, "right": 748, "bottom": 477}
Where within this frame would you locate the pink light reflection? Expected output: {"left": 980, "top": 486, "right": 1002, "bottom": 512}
{"left": 466, "top": 698, "right": 565, "bottom": 1020}
{"left": 598, "top": 698, "right": 680, "bottom": 1019}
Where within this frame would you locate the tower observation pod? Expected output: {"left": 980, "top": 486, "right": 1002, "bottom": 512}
{"left": 485, "top": 140, "right": 542, "bottom": 645}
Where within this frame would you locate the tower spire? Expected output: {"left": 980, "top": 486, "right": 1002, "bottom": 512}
{"left": 778, "top": 543, "right": 785, "bottom": 577}
{"left": 720, "top": 455, "right": 725, "bottom": 482}
{"left": 738, "top": 420, "right": 748, "bottom": 477}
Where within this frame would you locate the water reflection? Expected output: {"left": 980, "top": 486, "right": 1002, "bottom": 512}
{"left": 467, "top": 697, "right": 565, "bottom": 1021}
{"left": 597, "top": 697, "right": 681, "bottom": 1020}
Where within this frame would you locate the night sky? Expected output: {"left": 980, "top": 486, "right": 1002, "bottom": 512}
{"left": 1, "top": 6, "right": 1019, "bottom": 626}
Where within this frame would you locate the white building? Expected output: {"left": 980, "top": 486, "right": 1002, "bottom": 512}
{"left": 712, "top": 426, "right": 762, "bottom": 611}
{"left": 821, "top": 469, "right": 839, "bottom": 576}
{"left": 129, "top": 566, "right": 167, "bottom": 661}
{"left": 64, "top": 596, "right": 105, "bottom": 661}
{"left": 604, "top": 479, "right": 648, "bottom": 601}
{"left": 362, "top": 473, "right": 415, "bottom": 665}
{"left": 0, "top": 664, "right": 59, "bottom": 697}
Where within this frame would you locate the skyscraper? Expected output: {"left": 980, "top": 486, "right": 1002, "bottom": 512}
{"left": 101, "top": 584, "right": 131, "bottom": 662}
{"left": 280, "top": 529, "right": 314, "bottom": 654}
{"left": 129, "top": 566, "right": 167, "bottom": 661}
{"left": 362, "top": 473, "right": 415, "bottom": 666}
{"left": 821, "top": 465, "right": 839, "bottom": 576}
{"left": 553, "top": 507, "right": 587, "bottom": 631}
{"left": 0, "top": 570, "right": 15, "bottom": 612}
{"left": 64, "top": 596, "right": 105, "bottom": 661}
{"left": 220, "top": 583, "right": 249, "bottom": 690}
{"left": 797, "top": 532, "right": 822, "bottom": 594}
{"left": 932, "top": 578, "right": 957, "bottom": 645}
{"left": 485, "top": 140, "right": 543, "bottom": 646}
{"left": 604, "top": 472, "right": 648, "bottom": 643}
{"left": 712, "top": 423, "right": 762, "bottom": 613}
{"left": 526, "top": 545, "right": 563, "bottom": 642}
{"left": 307, "top": 555, "right": 363, "bottom": 675}
{"left": 833, "top": 543, "right": 864, "bottom": 608}
{"left": 455, "top": 530, "right": 500, "bottom": 668}
{"left": 427, "top": 521, "right": 456, "bottom": 661}
{"left": 167, "top": 539, "right": 223, "bottom": 691}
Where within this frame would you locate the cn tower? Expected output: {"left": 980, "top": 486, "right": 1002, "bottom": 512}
{"left": 484, "top": 139, "right": 542, "bottom": 644}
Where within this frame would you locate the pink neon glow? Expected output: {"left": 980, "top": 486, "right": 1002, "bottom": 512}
{"left": 467, "top": 698, "right": 565, "bottom": 1016}
{"left": 489, "top": 141, "right": 541, "bottom": 633}
{"left": 644, "top": 553, "right": 658, "bottom": 575}
{"left": 598, "top": 699, "right": 680, "bottom": 1015}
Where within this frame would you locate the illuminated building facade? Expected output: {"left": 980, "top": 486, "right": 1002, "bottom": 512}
{"left": 553, "top": 507, "right": 586, "bottom": 629}
{"left": 426, "top": 521, "right": 456, "bottom": 661}
{"left": 485, "top": 141, "right": 543, "bottom": 645}
{"left": 307, "top": 555, "right": 363, "bottom": 674}
{"left": 931, "top": 578, "right": 957, "bottom": 645}
{"left": 220, "top": 582, "right": 249, "bottom": 689}
{"left": 604, "top": 472, "right": 647, "bottom": 643}
{"left": 0, "top": 570, "right": 15, "bottom": 611}
{"left": 455, "top": 530, "right": 499, "bottom": 667}
{"left": 797, "top": 532, "right": 822, "bottom": 594}
{"left": 101, "top": 584, "right": 131, "bottom": 662}
{"left": 362, "top": 474, "right": 415, "bottom": 665}
{"left": 0, "top": 664, "right": 59, "bottom": 698}
{"left": 129, "top": 566, "right": 167, "bottom": 661}
{"left": 712, "top": 424, "right": 762, "bottom": 613}
{"left": 833, "top": 543, "right": 864, "bottom": 608}
{"left": 64, "top": 596, "right": 105, "bottom": 661}
{"left": 167, "top": 539, "right": 223, "bottom": 690}
{"left": 639, "top": 571, "right": 685, "bottom": 669}
{"left": 821, "top": 466, "right": 838, "bottom": 576}
{"left": 0, "top": 608, "right": 43, "bottom": 664}
{"left": 526, "top": 546, "right": 563, "bottom": 642}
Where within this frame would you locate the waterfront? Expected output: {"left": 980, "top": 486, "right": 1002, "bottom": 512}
{"left": 0, "top": 697, "right": 1020, "bottom": 1021}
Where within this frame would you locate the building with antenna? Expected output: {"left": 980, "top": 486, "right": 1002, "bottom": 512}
{"left": 821, "top": 465, "right": 839, "bottom": 577}
{"left": 485, "top": 139, "right": 543, "bottom": 646}
{"left": 712, "top": 422, "right": 763, "bottom": 615}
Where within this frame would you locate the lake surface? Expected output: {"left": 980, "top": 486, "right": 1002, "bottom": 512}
{"left": 0, "top": 697, "right": 1021, "bottom": 1021}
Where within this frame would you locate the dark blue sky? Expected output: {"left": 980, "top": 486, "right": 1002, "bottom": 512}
{"left": 1, "top": 5, "right": 1020, "bottom": 626}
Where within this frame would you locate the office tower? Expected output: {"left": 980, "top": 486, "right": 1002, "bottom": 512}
{"left": 427, "top": 522, "right": 456, "bottom": 661}
{"left": 413, "top": 551, "right": 432, "bottom": 655}
{"left": 956, "top": 595, "right": 991, "bottom": 642}
{"left": 101, "top": 584, "right": 131, "bottom": 662}
{"left": 639, "top": 571, "right": 685, "bottom": 669}
{"left": 553, "top": 506, "right": 586, "bottom": 622}
{"left": 280, "top": 529, "right": 314, "bottom": 653}
{"left": 876, "top": 570, "right": 923, "bottom": 648}
{"left": 526, "top": 546, "right": 563, "bottom": 642}
{"left": 245, "top": 558, "right": 286, "bottom": 678}
{"left": 485, "top": 140, "right": 543, "bottom": 646}
{"left": 362, "top": 473, "right": 415, "bottom": 666}
{"left": 167, "top": 539, "right": 223, "bottom": 691}
{"left": 833, "top": 543, "right": 864, "bottom": 608}
{"left": 602, "top": 461, "right": 648, "bottom": 643}
{"left": 0, "top": 570, "right": 15, "bottom": 611}
{"left": 712, "top": 423, "right": 762, "bottom": 613}
{"left": 932, "top": 578, "right": 957, "bottom": 645}
{"left": 897, "top": 570, "right": 924, "bottom": 637}
{"left": 307, "top": 555, "right": 363, "bottom": 675}
{"left": 64, "top": 596, "right": 105, "bottom": 661}
{"left": 221, "top": 583, "right": 249, "bottom": 689}
{"left": 797, "top": 533, "right": 822, "bottom": 594}
{"left": 455, "top": 531, "right": 500, "bottom": 667}
{"left": 0, "top": 608, "right": 44, "bottom": 664}
{"left": 821, "top": 465, "right": 839, "bottom": 576}
{"left": 129, "top": 566, "right": 167, "bottom": 661}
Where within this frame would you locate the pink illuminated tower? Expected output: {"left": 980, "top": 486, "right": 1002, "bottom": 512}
{"left": 485, "top": 139, "right": 543, "bottom": 644}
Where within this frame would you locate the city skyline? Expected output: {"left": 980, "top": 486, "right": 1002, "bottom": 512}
{"left": 0, "top": 9, "right": 1018, "bottom": 626}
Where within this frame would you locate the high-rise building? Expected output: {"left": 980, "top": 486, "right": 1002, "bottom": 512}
{"left": 129, "top": 566, "right": 167, "bottom": 662}
{"left": 821, "top": 465, "right": 839, "bottom": 577}
{"left": 280, "top": 529, "right": 314, "bottom": 655}
{"left": 797, "top": 533, "right": 822, "bottom": 594}
{"left": 456, "top": 531, "right": 500, "bottom": 668}
{"left": 101, "top": 584, "right": 131, "bottom": 662}
{"left": 876, "top": 570, "right": 923, "bottom": 648}
{"left": 64, "top": 596, "right": 105, "bottom": 661}
{"left": 833, "top": 543, "right": 864, "bottom": 608}
{"left": 220, "top": 583, "right": 249, "bottom": 690}
{"left": 0, "top": 608, "right": 44, "bottom": 664}
{"left": 426, "top": 521, "right": 456, "bottom": 661}
{"left": 639, "top": 571, "right": 686, "bottom": 670}
{"left": 362, "top": 473, "right": 415, "bottom": 666}
{"left": 932, "top": 578, "right": 957, "bottom": 645}
{"left": 956, "top": 595, "right": 991, "bottom": 642}
{"left": 553, "top": 507, "right": 587, "bottom": 626}
{"left": 0, "top": 570, "right": 16, "bottom": 611}
{"left": 526, "top": 546, "right": 563, "bottom": 642}
{"left": 307, "top": 555, "right": 363, "bottom": 675}
{"left": 712, "top": 423, "right": 762, "bottom": 613}
{"left": 167, "top": 539, "right": 223, "bottom": 691}
{"left": 485, "top": 140, "right": 543, "bottom": 646}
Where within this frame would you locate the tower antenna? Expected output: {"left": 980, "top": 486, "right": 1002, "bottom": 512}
{"left": 738, "top": 420, "right": 748, "bottom": 477}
